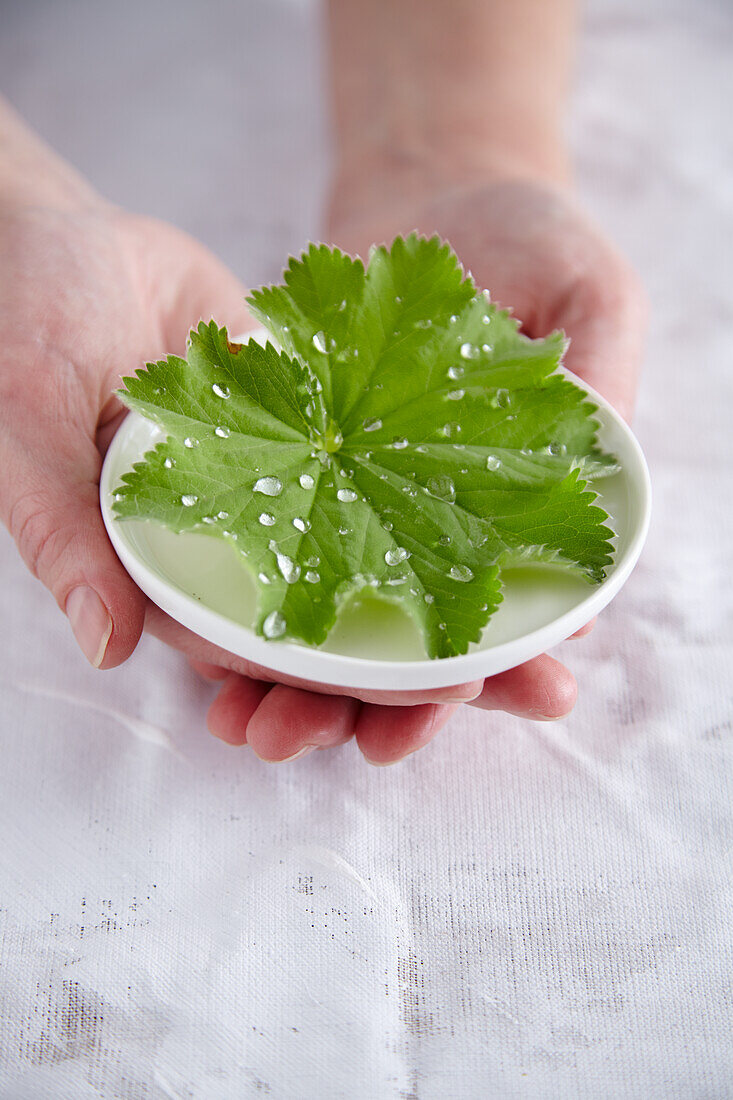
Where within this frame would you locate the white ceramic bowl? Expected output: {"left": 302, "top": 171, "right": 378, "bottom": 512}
{"left": 100, "top": 340, "right": 651, "bottom": 691}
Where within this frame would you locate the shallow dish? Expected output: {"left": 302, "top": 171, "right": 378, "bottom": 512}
{"left": 100, "top": 336, "right": 651, "bottom": 691}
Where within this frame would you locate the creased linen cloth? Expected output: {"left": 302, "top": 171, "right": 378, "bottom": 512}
{"left": 0, "top": 0, "right": 731, "bottom": 1097}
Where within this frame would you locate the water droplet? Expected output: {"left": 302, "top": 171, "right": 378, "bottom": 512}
{"left": 446, "top": 388, "right": 465, "bottom": 401}
{"left": 181, "top": 494, "right": 198, "bottom": 507}
{"left": 212, "top": 383, "right": 230, "bottom": 399}
{"left": 253, "top": 476, "right": 283, "bottom": 496}
{"left": 293, "top": 516, "right": 311, "bottom": 532}
{"left": 486, "top": 454, "right": 502, "bottom": 471}
{"left": 402, "top": 485, "right": 417, "bottom": 497}
{"left": 164, "top": 458, "right": 175, "bottom": 469}
{"left": 201, "top": 515, "right": 217, "bottom": 525}
{"left": 363, "top": 417, "right": 382, "bottom": 433}
{"left": 215, "top": 426, "right": 230, "bottom": 438}
{"left": 449, "top": 314, "right": 458, "bottom": 324}
{"left": 312, "top": 330, "right": 328, "bottom": 354}
{"left": 448, "top": 365, "right": 464, "bottom": 380}
{"left": 460, "top": 342, "right": 479, "bottom": 360}
{"left": 305, "top": 570, "right": 320, "bottom": 584}
{"left": 385, "top": 547, "right": 410, "bottom": 566}
{"left": 258, "top": 572, "right": 271, "bottom": 585}
{"left": 391, "top": 436, "right": 408, "bottom": 449}
{"left": 337, "top": 488, "right": 358, "bottom": 503}
{"left": 305, "top": 556, "right": 320, "bottom": 570}
{"left": 414, "top": 318, "right": 432, "bottom": 329}
{"left": 217, "top": 511, "right": 229, "bottom": 519}
{"left": 263, "top": 611, "right": 287, "bottom": 638}
{"left": 394, "top": 295, "right": 402, "bottom": 305}
{"left": 338, "top": 526, "right": 349, "bottom": 536}
{"left": 424, "top": 593, "right": 435, "bottom": 604}
{"left": 385, "top": 576, "right": 407, "bottom": 587}
{"left": 549, "top": 441, "right": 567, "bottom": 456}
{"left": 491, "top": 388, "right": 510, "bottom": 409}
{"left": 306, "top": 374, "right": 323, "bottom": 395}
{"left": 184, "top": 437, "right": 198, "bottom": 448}
{"left": 338, "top": 298, "right": 347, "bottom": 311}
{"left": 482, "top": 343, "right": 492, "bottom": 353}
{"left": 259, "top": 512, "right": 276, "bottom": 526}
{"left": 441, "top": 422, "right": 461, "bottom": 438}
{"left": 304, "top": 401, "right": 314, "bottom": 418}
{"left": 299, "top": 473, "right": 315, "bottom": 490}
{"left": 426, "top": 475, "right": 456, "bottom": 503}
{"left": 449, "top": 564, "right": 474, "bottom": 582}
{"left": 438, "top": 534, "right": 451, "bottom": 547}
{"left": 482, "top": 314, "right": 491, "bottom": 325}
{"left": 381, "top": 519, "right": 394, "bottom": 532}
{"left": 270, "top": 542, "right": 300, "bottom": 584}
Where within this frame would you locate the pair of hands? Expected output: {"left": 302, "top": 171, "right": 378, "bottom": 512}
{"left": 0, "top": 169, "right": 646, "bottom": 764}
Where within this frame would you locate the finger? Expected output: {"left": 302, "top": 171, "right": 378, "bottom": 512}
{"left": 1, "top": 424, "right": 146, "bottom": 669}
{"left": 245, "top": 685, "right": 360, "bottom": 762}
{"left": 145, "top": 604, "right": 483, "bottom": 705}
{"left": 469, "top": 654, "right": 577, "bottom": 720}
{"left": 568, "top": 617, "right": 596, "bottom": 639}
{"left": 207, "top": 672, "right": 271, "bottom": 746}
{"left": 355, "top": 702, "right": 459, "bottom": 766}
{"left": 189, "top": 658, "right": 229, "bottom": 681}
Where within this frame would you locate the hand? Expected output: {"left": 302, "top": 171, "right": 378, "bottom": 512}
{"left": 0, "top": 140, "right": 577, "bottom": 768}
{"left": 191, "top": 175, "right": 637, "bottom": 766}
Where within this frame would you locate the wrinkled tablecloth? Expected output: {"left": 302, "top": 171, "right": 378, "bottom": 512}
{"left": 1, "top": 0, "right": 731, "bottom": 1096}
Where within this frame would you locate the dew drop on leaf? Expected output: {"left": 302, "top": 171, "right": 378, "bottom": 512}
{"left": 305, "top": 555, "right": 320, "bottom": 567}
{"left": 215, "top": 426, "right": 230, "bottom": 438}
{"left": 446, "top": 388, "right": 466, "bottom": 401}
{"left": 212, "top": 383, "right": 230, "bottom": 399}
{"left": 482, "top": 314, "right": 492, "bottom": 325}
{"left": 460, "top": 342, "right": 479, "bottom": 360}
{"left": 293, "top": 517, "right": 311, "bottom": 532}
{"left": 449, "top": 314, "right": 458, "bottom": 324}
{"left": 448, "top": 365, "right": 464, "bottom": 380}
{"left": 438, "top": 534, "right": 451, "bottom": 547}
{"left": 201, "top": 515, "right": 217, "bottom": 525}
{"left": 164, "top": 458, "right": 175, "bottom": 468}
{"left": 549, "top": 441, "right": 567, "bottom": 456}
{"left": 253, "top": 476, "right": 283, "bottom": 496}
{"left": 414, "top": 318, "right": 432, "bottom": 329}
{"left": 385, "top": 547, "right": 410, "bottom": 566}
{"left": 486, "top": 455, "right": 502, "bottom": 471}
{"left": 491, "top": 389, "right": 510, "bottom": 409}
{"left": 391, "top": 436, "right": 408, "bottom": 449}
{"left": 259, "top": 512, "right": 276, "bottom": 526}
{"left": 263, "top": 611, "right": 287, "bottom": 638}
{"left": 258, "top": 572, "right": 271, "bottom": 585}
{"left": 299, "top": 473, "right": 315, "bottom": 490}
{"left": 363, "top": 417, "right": 382, "bottom": 432}
{"left": 305, "top": 570, "right": 320, "bottom": 584}
{"left": 270, "top": 542, "right": 300, "bottom": 583}
{"left": 337, "top": 488, "right": 358, "bottom": 503}
{"left": 181, "top": 494, "right": 198, "bottom": 507}
{"left": 424, "top": 593, "right": 435, "bottom": 604}
{"left": 482, "top": 343, "right": 493, "bottom": 353}
{"left": 184, "top": 437, "right": 199, "bottom": 448}
{"left": 217, "top": 511, "right": 229, "bottom": 519}
{"left": 449, "top": 564, "right": 474, "bottom": 582}
{"left": 426, "top": 476, "right": 456, "bottom": 503}
{"left": 312, "top": 331, "right": 328, "bottom": 354}
{"left": 338, "top": 526, "right": 350, "bottom": 536}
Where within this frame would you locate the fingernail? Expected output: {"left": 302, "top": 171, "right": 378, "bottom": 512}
{"left": 280, "top": 746, "right": 315, "bottom": 763}
{"left": 66, "top": 586, "right": 112, "bottom": 668}
{"left": 364, "top": 757, "right": 399, "bottom": 767}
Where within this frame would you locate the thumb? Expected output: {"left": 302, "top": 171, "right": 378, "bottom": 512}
{"left": 2, "top": 422, "right": 146, "bottom": 669}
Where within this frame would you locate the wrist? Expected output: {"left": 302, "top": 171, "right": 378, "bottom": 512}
{"left": 328, "top": 132, "right": 570, "bottom": 243}
{"left": 0, "top": 100, "right": 103, "bottom": 214}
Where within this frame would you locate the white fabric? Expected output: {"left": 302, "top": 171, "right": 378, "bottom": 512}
{"left": 1, "top": 0, "right": 731, "bottom": 1096}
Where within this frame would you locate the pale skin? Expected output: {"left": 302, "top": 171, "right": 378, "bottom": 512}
{"left": 0, "top": 0, "right": 645, "bottom": 764}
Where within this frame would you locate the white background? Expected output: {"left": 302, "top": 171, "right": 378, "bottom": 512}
{"left": 0, "top": 1, "right": 731, "bottom": 1096}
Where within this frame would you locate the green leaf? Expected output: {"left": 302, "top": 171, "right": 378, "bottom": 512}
{"left": 114, "top": 234, "right": 616, "bottom": 658}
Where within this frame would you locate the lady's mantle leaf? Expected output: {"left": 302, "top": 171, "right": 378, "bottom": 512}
{"left": 114, "top": 234, "right": 616, "bottom": 658}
